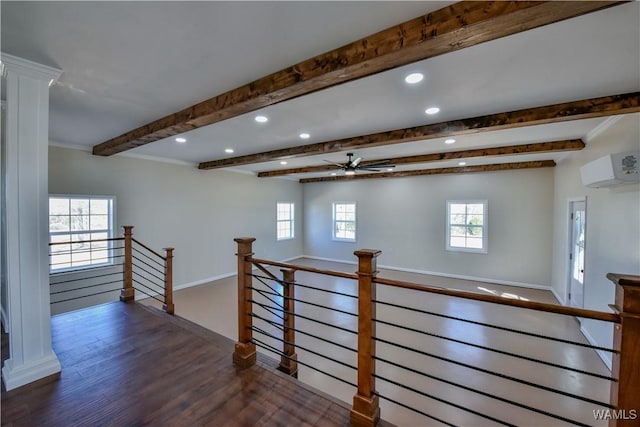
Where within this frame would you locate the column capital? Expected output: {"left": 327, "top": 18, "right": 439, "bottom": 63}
{"left": 1, "top": 52, "right": 62, "bottom": 84}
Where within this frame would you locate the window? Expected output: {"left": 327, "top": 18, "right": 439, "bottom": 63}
{"left": 333, "top": 202, "right": 356, "bottom": 242}
{"left": 446, "top": 200, "right": 487, "bottom": 253}
{"left": 49, "top": 195, "right": 115, "bottom": 271}
{"left": 276, "top": 202, "right": 295, "bottom": 240}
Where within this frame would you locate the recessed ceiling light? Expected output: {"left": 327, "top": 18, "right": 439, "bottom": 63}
{"left": 224, "top": 148, "right": 234, "bottom": 154}
{"left": 404, "top": 73, "right": 424, "bottom": 84}
{"left": 254, "top": 115, "right": 268, "bottom": 123}
{"left": 280, "top": 161, "right": 288, "bottom": 165}
{"left": 175, "top": 137, "right": 187, "bottom": 143}
{"left": 331, "top": 172, "right": 337, "bottom": 176}
{"left": 445, "top": 138, "right": 456, "bottom": 145}
{"left": 299, "top": 133, "right": 310, "bottom": 139}
{"left": 386, "top": 168, "right": 394, "bottom": 172}
{"left": 458, "top": 161, "right": 467, "bottom": 166}
{"left": 345, "top": 170, "right": 356, "bottom": 176}
{"left": 425, "top": 107, "right": 440, "bottom": 115}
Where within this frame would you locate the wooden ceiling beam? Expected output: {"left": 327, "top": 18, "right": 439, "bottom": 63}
{"left": 257, "top": 139, "right": 584, "bottom": 177}
{"left": 93, "top": 1, "right": 622, "bottom": 156}
{"left": 200, "top": 92, "right": 638, "bottom": 170}
{"left": 299, "top": 160, "right": 556, "bottom": 183}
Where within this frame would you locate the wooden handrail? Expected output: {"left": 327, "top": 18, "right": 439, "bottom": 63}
{"left": 48, "top": 226, "right": 174, "bottom": 315}
{"left": 373, "top": 276, "right": 620, "bottom": 323}
{"left": 122, "top": 228, "right": 174, "bottom": 313}
{"left": 49, "top": 237, "right": 124, "bottom": 246}
{"left": 250, "top": 257, "right": 618, "bottom": 323}
{"left": 239, "top": 238, "right": 634, "bottom": 426}
{"left": 132, "top": 237, "right": 166, "bottom": 260}
{"left": 250, "top": 257, "right": 358, "bottom": 280}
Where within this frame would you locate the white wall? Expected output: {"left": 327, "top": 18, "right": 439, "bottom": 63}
{"left": 551, "top": 113, "right": 640, "bottom": 366}
{"left": 49, "top": 146, "right": 303, "bottom": 311}
{"left": 303, "top": 168, "right": 555, "bottom": 287}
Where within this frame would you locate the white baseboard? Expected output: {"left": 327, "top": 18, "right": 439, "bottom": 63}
{"left": 580, "top": 325, "right": 613, "bottom": 371}
{"left": 1, "top": 305, "right": 9, "bottom": 333}
{"left": 550, "top": 287, "right": 565, "bottom": 305}
{"left": 172, "top": 255, "right": 306, "bottom": 292}
{"left": 170, "top": 254, "right": 551, "bottom": 293}
{"left": 301, "top": 255, "right": 551, "bottom": 291}
{"left": 300, "top": 255, "right": 357, "bottom": 266}
{"left": 174, "top": 271, "right": 237, "bottom": 292}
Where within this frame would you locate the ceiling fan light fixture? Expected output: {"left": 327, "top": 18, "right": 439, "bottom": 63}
{"left": 345, "top": 170, "right": 356, "bottom": 176}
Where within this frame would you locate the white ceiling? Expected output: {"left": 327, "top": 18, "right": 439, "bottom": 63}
{"left": 2, "top": 1, "right": 639, "bottom": 181}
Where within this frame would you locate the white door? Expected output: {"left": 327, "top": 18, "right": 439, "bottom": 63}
{"left": 568, "top": 201, "right": 586, "bottom": 309}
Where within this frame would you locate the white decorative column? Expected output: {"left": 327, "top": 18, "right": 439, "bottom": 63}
{"left": 1, "top": 53, "right": 62, "bottom": 390}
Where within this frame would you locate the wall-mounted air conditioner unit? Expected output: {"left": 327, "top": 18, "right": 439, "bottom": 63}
{"left": 580, "top": 151, "right": 639, "bottom": 188}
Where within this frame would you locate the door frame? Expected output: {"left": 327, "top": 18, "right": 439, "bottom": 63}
{"left": 565, "top": 196, "right": 587, "bottom": 306}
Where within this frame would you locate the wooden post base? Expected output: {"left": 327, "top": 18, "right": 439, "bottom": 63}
{"left": 277, "top": 353, "right": 298, "bottom": 378}
{"left": 350, "top": 394, "right": 380, "bottom": 427}
{"left": 162, "top": 303, "right": 175, "bottom": 315}
{"left": 120, "top": 288, "right": 134, "bottom": 302}
{"left": 232, "top": 342, "right": 257, "bottom": 369}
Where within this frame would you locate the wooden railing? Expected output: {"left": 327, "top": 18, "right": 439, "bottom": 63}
{"left": 49, "top": 225, "right": 174, "bottom": 315}
{"left": 232, "top": 237, "right": 639, "bottom": 427}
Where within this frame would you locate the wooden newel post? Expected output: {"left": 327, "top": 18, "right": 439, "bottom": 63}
{"left": 607, "top": 273, "right": 640, "bottom": 427}
{"left": 233, "top": 237, "right": 257, "bottom": 368}
{"left": 278, "top": 268, "right": 298, "bottom": 377}
{"left": 120, "top": 225, "right": 135, "bottom": 302}
{"left": 163, "top": 248, "right": 174, "bottom": 315}
{"left": 351, "top": 249, "right": 382, "bottom": 427}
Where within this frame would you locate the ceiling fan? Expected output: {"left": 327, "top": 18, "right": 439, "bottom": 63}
{"left": 326, "top": 153, "right": 395, "bottom": 175}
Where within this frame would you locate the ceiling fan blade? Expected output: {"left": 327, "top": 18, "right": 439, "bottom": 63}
{"left": 360, "top": 164, "right": 395, "bottom": 170}
{"left": 363, "top": 160, "right": 393, "bottom": 168}
{"left": 351, "top": 157, "right": 363, "bottom": 167}
{"left": 359, "top": 167, "right": 389, "bottom": 172}
{"left": 323, "top": 159, "right": 346, "bottom": 168}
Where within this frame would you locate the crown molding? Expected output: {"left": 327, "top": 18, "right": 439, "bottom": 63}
{"left": 585, "top": 115, "right": 624, "bottom": 143}
{"left": 49, "top": 140, "right": 92, "bottom": 152}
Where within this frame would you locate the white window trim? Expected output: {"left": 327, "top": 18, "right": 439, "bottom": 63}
{"left": 49, "top": 194, "right": 116, "bottom": 273}
{"left": 446, "top": 199, "right": 488, "bottom": 254}
{"left": 332, "top": 201, "right": 357, "bottom": 243}
{"left": 276, "top": 202, "right": 295, "bottom": 241}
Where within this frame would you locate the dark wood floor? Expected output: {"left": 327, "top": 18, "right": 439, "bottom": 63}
{"left": 1, "top": 302, "right": 360, "bottom": 426}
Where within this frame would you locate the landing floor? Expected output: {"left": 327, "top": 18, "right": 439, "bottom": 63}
{"left": 1, "top": 302, "right": 362, "bottom": 426}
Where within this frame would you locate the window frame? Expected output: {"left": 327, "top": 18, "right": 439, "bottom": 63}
{"left": 446, "top": 199, "right": 488, "bottom": 254}
{"left": 276, "top": 202, "right": 295, "bottom": 241}
{"left": 332, "top": 201, "right": 357, "bottom": 242}
{"left": 49, "top": 194, "right": 116, "bottom": 273}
